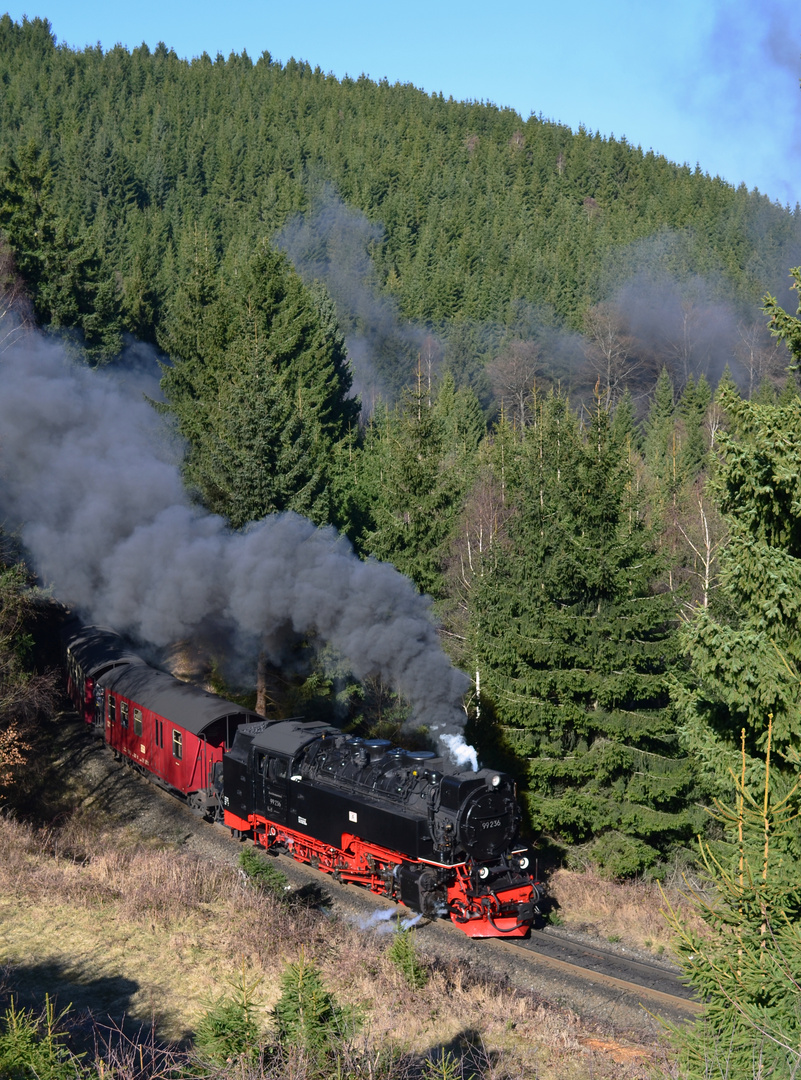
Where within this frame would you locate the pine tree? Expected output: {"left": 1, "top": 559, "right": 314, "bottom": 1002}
{"left": 472, "top": 390, "right": 699, "bottom": 874}
{"left": 663, "top": 722, "right": 801, "bottom": 1079}
{"left": 678, "top": 384, "right": 801, "bottom": 824}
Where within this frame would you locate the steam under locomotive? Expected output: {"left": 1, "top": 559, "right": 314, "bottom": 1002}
{"left": 64, "top": 623, "right": 543, "bottom": 938}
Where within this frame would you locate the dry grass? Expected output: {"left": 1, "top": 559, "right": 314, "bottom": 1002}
{"left": 548, "top": 867, "right": 707, "bottom": 955}
{"left": 0, "top": 810, "right": 668, "bottom": 1078}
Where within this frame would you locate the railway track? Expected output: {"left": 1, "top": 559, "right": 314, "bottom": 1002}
{"left": 503, "top": 927, "right": 700, "bottom": 1017}
{"left": 260, "top": 841, "right": 702, "bottom": 1025}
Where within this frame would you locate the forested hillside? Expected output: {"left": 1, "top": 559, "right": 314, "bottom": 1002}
{"left": 3, "top": 13, "right": 801, "bottom": 881}
{"left": 1, "top": 14, "right": 800, "bottom": 383}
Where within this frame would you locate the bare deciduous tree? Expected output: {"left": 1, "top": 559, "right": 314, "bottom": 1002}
{"left": 582, "top": 302, "right": 641, "bottom": 409}
{"left": 670, "top": 481, "right": 727, "bottom": 611}
{"left": 0, "top": 239, "right": 33, "bottom": 354}
{"left": 488, "top": 340, "right": 543, "bottom": 429}
{"left": 735, "top": 319, "right": 787, "bottom": 398}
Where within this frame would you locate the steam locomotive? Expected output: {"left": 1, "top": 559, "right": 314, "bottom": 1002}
{"left": 64, "top": 624, "right": 543, "bottom": 938}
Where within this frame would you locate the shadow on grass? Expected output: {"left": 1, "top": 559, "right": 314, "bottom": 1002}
{"left": 10, "top": 714, "right": 179, "bottom": 830}
{"left": 0, "top": 958, "right": 149, "bottom": 1050}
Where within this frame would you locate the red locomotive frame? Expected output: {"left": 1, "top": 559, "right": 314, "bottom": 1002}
{"left": 225, "top": 806, "right": 534, "bottom": 937}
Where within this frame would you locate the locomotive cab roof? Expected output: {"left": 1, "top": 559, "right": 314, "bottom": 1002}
{"left": 229, "top": 719, "right": 340, "bottom": 763}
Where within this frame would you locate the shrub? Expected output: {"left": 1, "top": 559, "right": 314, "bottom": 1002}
{"left": 585, "top": 831, "right": 658, "bottom": 879}
{"left": 193, "top": 965, "right": 264, "bottom": 1064}
{"left": 274, "top": 952, "right": 359, "bottom": 1058}
{"left": 238, "top": 846, "right": 289, "bottom": 897}
{"left": 0, "top": 996, "right": 85, "bottom": 1080}
{"left": 387, "top": 926, "right": 428, "bottom": 989}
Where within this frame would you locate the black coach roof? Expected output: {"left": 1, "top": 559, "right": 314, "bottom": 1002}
{"left": 99, "top": 663, "right": 261, "bottom": 736}
{"left": 64, "top": 625, "right": 146, "bottom": 680}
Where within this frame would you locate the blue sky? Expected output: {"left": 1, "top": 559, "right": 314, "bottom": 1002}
{"left": 5, "top": 0, "right": 801, "bottom": 206}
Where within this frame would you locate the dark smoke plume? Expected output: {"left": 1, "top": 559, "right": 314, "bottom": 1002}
{"left": 276, "top": 189, "right": 429, "bottom": 407}
{"left": 0, "top": 329, "right": 476, "bottom": 767}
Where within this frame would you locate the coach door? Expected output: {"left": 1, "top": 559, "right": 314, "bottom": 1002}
{"left": 253, "top": 751, "right": 289, "bottom": 824}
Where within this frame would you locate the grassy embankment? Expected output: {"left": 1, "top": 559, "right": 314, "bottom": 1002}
{"left": 0, "top": 807, "right": 672, "bottom": 1079}
{"left": 0, "top": 716, "right": 703, "bottom": 1078}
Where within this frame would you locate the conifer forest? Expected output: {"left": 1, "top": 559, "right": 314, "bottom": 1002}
{"left": 4, "top": 12, "right": 801, "bottom": 893}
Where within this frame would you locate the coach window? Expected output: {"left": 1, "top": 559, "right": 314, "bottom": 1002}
{"left": 133, "top": 708, "right": 142, "bottom": 736}
{"left": 172, "top": 730, "right": 182, "bottom": 760}
{"left": 120, "top": 701, "right": 128, "bottom": 729}
{"left": 108, "top": 696, "right": 116, "bottom": 724}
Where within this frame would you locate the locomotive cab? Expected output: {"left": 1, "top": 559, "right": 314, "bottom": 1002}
{"left": 252, "top": 750, "right": 290, "bottom": 823}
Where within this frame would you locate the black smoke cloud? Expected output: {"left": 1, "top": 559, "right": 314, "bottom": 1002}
{"left": 276, "top": 189, "right": 428, "bottom": 407}
{"left": 0, "top": 329, "right": 475, "bottom": 765}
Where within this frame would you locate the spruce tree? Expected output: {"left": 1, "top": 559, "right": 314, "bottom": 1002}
{"left": 663, "top": 723, "right": 801, "bottom": 1080}
{"left": 182, "top": 331, "right": 329, "bottom": 527}
{"left": 641, "top": 367, "right": 677, "bottom": 510}
{"left": 473, "top": 391, "right": 699, "bottom": 874}
{"left": 160, "top": 240, "right": 358, "bottom": 530}
{"left": 676, "top": 373, "right": 711, "bottom": 480}
{"left": 361, "top": 369, "right": 469, "bottom": 598}
{"left": 678, "top": 385, "right": 801, "bottom": 822}
{"left": 678, "top": 266, "right": 801, "bottom": 804}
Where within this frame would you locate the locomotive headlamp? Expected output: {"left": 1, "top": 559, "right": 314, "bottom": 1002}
{"left": 517, "top": 856, "right": 530, "bottom": 871}
{"left": 491, "top": 775, "right": 501, "bottom": 787}
{"left": 478, "top": 866, "right": 490, "bottom": 879}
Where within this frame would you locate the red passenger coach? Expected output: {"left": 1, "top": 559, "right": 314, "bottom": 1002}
{"left": 63, "top": 624, "right": 145, "bottom": 725}
{"left": 97, "top": 664, "right": 261, "bottom": 815}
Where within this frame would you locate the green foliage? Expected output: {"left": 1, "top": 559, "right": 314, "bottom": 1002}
{"left": 472, "top": 391, "right": 699, "bottom": 869}
{"left": 0, "top": 996, "right": 85, "bottom": 1080}
{"left": 765, "top": 265, "right": 801, "bottom": 362}
{"left": 273, "top": 953, "right": 358, "bottom": 1059}
{"left": 422, "top": 1051, "right": 464, "bottom": 1080}
{"left": 160, "top": 240, "right": 358, "bottom": 531}
{"left": 0, "top": 14, "right": 797, "bottom": 376}
{"left": 583, "top": 831, "right": 658, "bottom": 879}
{"left": 193, "top": 966, "right": 264, "bottom": 1064}
{"left": 386, "top": 926, "right": 428, "bottom": 989}
{"left": 358, "top": 373, "right": 479, "bottom": 596}
{"left": 238, "top": 846, "right": 289, "bottom": 897}
{"left": 678, "top": 385, "right": 801, "bottom": 823}
{"left": 663, "top": 726, "right": 801, "bottom": 1079}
